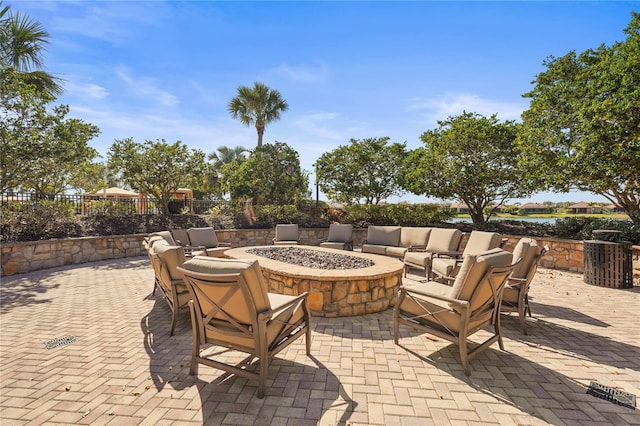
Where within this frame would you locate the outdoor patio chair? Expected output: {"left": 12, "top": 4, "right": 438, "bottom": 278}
{"left": 430, "top": 231, "right": 503, "bottom": 283}
{"left": 403, "top": 228, "right": 463, "bottom": 278}
{"left": 394, "top": 248, "right": 517, "bottom": 375}
{"left": 187, "top": 227, "right": 231, "bottom": 257}
{"left": 171, "top": 229, "right": 191, "bottom": 246}
{"left": 320, "top": 224, "right": 354, "bottom": 251}
{"left": 501, "top": 238, "right": 549, "bottom": 334}
{"left": 361, "top": 225, "right": 401, "bottom": 255}
{"left": 272, "top": 224, "right": 300, "bottom": 245}
{"left": 148, "top": 241, "right": 191, "bottom": 336}
{"left": 177, "top": 256, "right": 311, "bottom": 398}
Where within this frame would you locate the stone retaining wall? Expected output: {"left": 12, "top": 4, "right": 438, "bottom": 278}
{"left": 2, "top": 228, "right": 638, "bottom": 277}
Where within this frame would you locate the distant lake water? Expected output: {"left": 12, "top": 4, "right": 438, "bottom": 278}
{"left": 448, "top": 217, "right": 557, "bottom": 224}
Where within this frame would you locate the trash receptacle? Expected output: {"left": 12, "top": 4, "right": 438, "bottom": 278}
{"left": 583, "top": 230, "right": 633, "bottom": 288}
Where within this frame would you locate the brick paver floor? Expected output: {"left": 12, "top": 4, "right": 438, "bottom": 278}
{"left": 1, "top": 257, "right": 639, "bottom": 425}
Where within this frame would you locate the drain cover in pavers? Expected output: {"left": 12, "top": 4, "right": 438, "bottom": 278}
{"left": 44, "top": 335, "right": 78, "bottom": 349}
{"left": 587, "top": 381, "right": 636, "bottom": 409}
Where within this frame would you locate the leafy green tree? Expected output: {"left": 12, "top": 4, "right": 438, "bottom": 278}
{"left": 403, "top": 112, "right": 527, "bottom": 223}
{"left": 226, "top": 141, "right": 309, "bottom": 205}
{"left": 107, "top": 138, "right": 207, "bottom": 215}
{"left": 315, "top": 137, "right": 407, "bottom": 205}
{"left": 228, "top": 82, "right": 288, "bottom": 148}
{"left": 518, "top": 12, "right": 640, "bottom": 225}
{"left": 0, "top": 69, "right": 99, "bottom": 195}
{"left": 0, "top": 1, "right": 62, "bottom": 96}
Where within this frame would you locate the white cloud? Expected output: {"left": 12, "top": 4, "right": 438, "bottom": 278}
{"left": 114, "top": 68, "right": 180, "bottom": 107}
{"left": 405, "top": 92, "right": 527, "bottom": 125}
{"left": 64, "top": 80, "right": 109, "bottom": 99}
{"left": 274, "top": 62, "right": 329, "bottom": 83}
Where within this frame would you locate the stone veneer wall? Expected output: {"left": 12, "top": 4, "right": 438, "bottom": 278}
{"left": 2, "top": 227, "right": 637, "bottom": 277}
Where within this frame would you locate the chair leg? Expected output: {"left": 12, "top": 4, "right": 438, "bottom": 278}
{"left": 458, "top": 334, "right": 470, "bottom": 376}
{"left": 518, "top": 301, "right": 528, "bottom": 335}
{"left": 188, "top": 302, "right": 199, "bottom": 376}
{"left": 170, "top": 307, "right": 177, "bottom": 336}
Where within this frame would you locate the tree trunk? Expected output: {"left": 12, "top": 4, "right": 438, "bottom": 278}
{"left": 256, "top": 124, "right": 265, "bottom": 148}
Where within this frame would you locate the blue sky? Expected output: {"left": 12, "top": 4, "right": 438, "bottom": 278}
{"left": 13, "top": 1, "right": 636, "bottom": 204}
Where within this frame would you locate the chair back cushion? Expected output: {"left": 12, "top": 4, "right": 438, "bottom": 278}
{"left": 511, "top": 238, "right": 540, "bottom": 279}
{"left": 171, "top": 229, "right": 191, "bottom": 247}
{"left": 426, "top": 228, "right": 463, "bottom": 252}
{"left": 462, "top": 231, "right": 503, "bottom": 256}
{"left": 449, "top": 248, "right": 513, "bottom": 302}
{"left": 327, "top": 224, "right": 353, "bottom": 242}
{"left": 149, "top": 231, "right": 176, "bottom": 246}
{"left": 400, "top": 227, "right": 432, "bottom": 248}
{"left": 366, "top": 226, "right": 401, "bottom": 247}
{"left": 152, "top": 243, "right": 186, "bottom": 281}
{"left": 180, "top": 257, "right": 271, "bottom": 320}
{"left": 188, "top": 227, "right": 219, "bottom": 248}
{"left": 275, "top": 224, "right": 299, "bottom": 241}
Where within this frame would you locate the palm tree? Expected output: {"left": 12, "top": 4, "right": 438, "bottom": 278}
{"left": 0, "top": 2, "right": 62, "bottom": 96}
{"left": 208, "top": 145, "right": 248, "bottom": 170}
{"left": 228, "top": 82, "right": 288, "bottom": 148}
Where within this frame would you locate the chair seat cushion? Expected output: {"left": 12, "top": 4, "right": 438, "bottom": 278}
{"left": 385, "top": 246, "right": 408, "bottom": 258}
{"left": 320, "top": 242, "right": 347, "bottom": 250}
{"left": 431, "top": 257, "right": 457, "bottom": 278}
{"left": 361, "top": 244, "right": 387, "bottom": 255}
{"left": 404, "top": 251, "right": 431, "bottom": 268}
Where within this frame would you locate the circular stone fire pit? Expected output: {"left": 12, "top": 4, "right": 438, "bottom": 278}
{"left": 225, "top": 245, "right": 404, "bottom": 317}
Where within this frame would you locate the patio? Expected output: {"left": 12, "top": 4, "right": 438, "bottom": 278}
{"left": 1, "top": 256, "right": 639, "bottom": 425}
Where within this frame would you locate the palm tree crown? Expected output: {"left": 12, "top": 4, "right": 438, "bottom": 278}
{"left": 0, "top": 2, "right": 62, "bottom": 96}
{"left": 228, "top": 82, "right": 288, "bottom": 148}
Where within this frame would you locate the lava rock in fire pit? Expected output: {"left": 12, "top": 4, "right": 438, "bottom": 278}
{"left": 246, "top": 247, "right": 374, "bottom": 270}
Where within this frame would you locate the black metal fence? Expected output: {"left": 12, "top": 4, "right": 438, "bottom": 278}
{"left": 1, "top": 192, "right": 225, "bottom": 216}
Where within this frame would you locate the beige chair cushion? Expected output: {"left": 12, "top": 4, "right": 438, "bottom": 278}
{"left": 274, "top": 224, "right": 299, "bottom": 243}
{"left": 385, "top": 246, "right": 408, "bottom": 258}
{"left": 180, "top": 256, "right": 271, "bottom": 318}
{"left": 511, "top": 238, "right": 540, "bottom": 279}
{"left": 320, "top": 241, "right": 349, "bottom": 250}
{"left": 326, "top": 224, "right": 353, "bottom": 242}
{"left": 449, "top": 248, "right": 513, "bottom": 302}
{"left": 462, "top": 231, "right": 503, "bottom": 256}
{"left": 171, "top": 229, "right": 191, "bottom": 247}
{"left": 430, "top": 257, "right": 458, "bottom": 278}
{"left": 426, "top": 228, "right": 462, "bottom": 252}
{"left": 400, "top": 227, "right": 432, "bottom": 248}
{"left": 152, "top": 243, "right": 187, "bottom": 281}
{"left": 188, "top": 227, "right": 220, "bottom": 248}
{"left": 366, "top": 226, "right": 401, "bottom": 246}
{"left": 404, "top": 250, "right": 432, "bottom": 268}
{"left": 149, "top": 231, "right": 176, "bottom": 246}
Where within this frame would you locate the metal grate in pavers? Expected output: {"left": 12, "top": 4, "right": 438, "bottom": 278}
{"left": 587, "top": 381, "right": 636, "bottom": 409}
{"left": 44, "top": 335, "right": 78, "bottom": 349}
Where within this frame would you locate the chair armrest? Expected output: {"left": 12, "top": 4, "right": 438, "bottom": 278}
{"left": 400, "top": 286, "right": 468, "bottom": 307}
{"left": 433, "top": 250, "right": 463, "bottom": 258}
{"left": 260, "top": 292, "right": 309, "bottom": 321}
{"left": 218, "top": 242, "right": 232, "bottom": 247}
{"left": 408, "top": 245, "right": 427, "bottom": 252}
{"left": 506, "top": 276, "right": 527, "bottom": 288}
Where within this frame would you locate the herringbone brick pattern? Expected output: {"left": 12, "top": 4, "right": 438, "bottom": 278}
{"left": 1, "top": 257, "right": 639, "bottom": 425}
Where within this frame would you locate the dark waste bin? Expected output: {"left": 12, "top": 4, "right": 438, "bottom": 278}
{"left": 583, "top": 230, "right": 633, "bottom": 288}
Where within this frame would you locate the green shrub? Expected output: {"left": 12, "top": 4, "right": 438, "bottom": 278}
{"left": 343, "top": 203, "right": 454, "bottom": 227}
{"left": 555, "top": 217, "right": 639, "bottom": 244}
{"left": 0, "top": 200, "right": 82, "bottom": 242}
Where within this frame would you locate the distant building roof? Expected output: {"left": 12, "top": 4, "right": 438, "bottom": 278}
{"left": 520, "top": 202, "right": 546, "bottom": 209}
{"left": 568, "top": 202, "right": 590, "bottom": 208}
